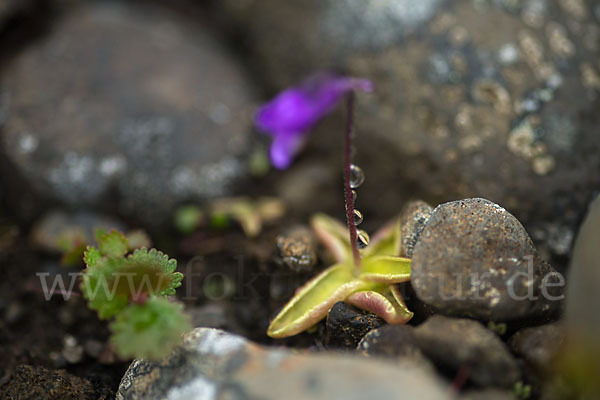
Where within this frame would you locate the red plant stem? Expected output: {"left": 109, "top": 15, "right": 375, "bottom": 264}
{"left": 343, "top": 92, "right": 360, "bottom": 268}
{"left": 133, "top": 291, "right": 149, "bottom": 305}
{"left": 450, "top": 363, "right": 472, "bottom": 393}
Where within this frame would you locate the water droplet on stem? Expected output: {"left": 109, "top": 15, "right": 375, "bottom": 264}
{"left": 349, "top": 164, "right": 365, "bottom": 189}
{"left": 356, "top": 229, "right": 370, "bottom": 249}
{"left": 353, "top": 209, "right": 363, "bottom": 226}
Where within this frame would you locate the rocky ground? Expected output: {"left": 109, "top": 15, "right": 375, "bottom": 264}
{"left": 1, "top": 0, "right": 599, "bottom": 399}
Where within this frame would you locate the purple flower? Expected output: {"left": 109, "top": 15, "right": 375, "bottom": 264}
{"left": 255, "top": 73, "right": 373, "bottom": 169}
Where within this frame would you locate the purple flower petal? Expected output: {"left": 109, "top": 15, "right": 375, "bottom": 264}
{"left": 254, "top": 73, "right": 373, "bottom": 169}
{"left": 269, "top": 132, "right": 307, "bottom": 170}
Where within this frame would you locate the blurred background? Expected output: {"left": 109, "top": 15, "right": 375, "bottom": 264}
{"left": 0, "top": 0, "right": 598, "bottom": 398}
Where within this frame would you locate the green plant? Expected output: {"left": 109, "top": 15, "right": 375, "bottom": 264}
{"left": 263, "top": 89, "right": 413, "bottom": 338}
{"left": 80, "top": 230, "right": 190, "bottom": 359}
{"left": 174, "top": 197, "right": 285, "bottom": 238}
{"left": 487, "top": 321, "right": 507, "bottom": 336}
{"left": 59, "top": 228, "right": 151, "bottom": 267}
{"left": 513, "top": 381, "right": 532, "bottom": 400}
{"left": 267, "top": 213, "right": 412, "bottom": 338}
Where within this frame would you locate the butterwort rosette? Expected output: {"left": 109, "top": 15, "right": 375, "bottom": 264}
{"left": 255, "top": 73, "right": 373, "bottom": 169}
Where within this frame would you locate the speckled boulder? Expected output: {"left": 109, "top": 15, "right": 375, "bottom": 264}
{"left": 400, "top": 200, "right": 434, "bottom": 258}
{"left": 0, "top": 1, "right": 256, "bottom": 226}
{"left": 357, "top": 324, "right": 429, "bottom": 364}
{"left": 414, "top": 315, "right": 521, "bottom": 387}
{"left": 116, "top": 328, "right": 454, "bottom": 400}
{"left": 216, "top": 0, "right": 600, "bottom": 264}
{"left": 411, "top": 198, "right": 563, "bottom": 321}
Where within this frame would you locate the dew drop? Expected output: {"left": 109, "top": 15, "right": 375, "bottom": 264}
{"left": 349, "top": 164, "right": 365, "bottom": 189}
{"left": 356, "top": 229, "right": 370, "bottom": 249}
{"left": 353, "top": 209, "right": 364, "bottom": 226}
{"left": 352, "top": 190, "right": 357, "bottom": 202}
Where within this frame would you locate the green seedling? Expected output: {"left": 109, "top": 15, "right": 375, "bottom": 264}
{"left": 80, "top": 229, "right": 189, "bottom": 359}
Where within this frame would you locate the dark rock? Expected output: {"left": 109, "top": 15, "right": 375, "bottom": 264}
{"left": 400, "top": 200, "right": 433, "bottom": 258}
{"left": 0, "top": 1, "right": 256, "bottom": 226}
{"left": 0, "top": 0, "right": 37, "bottom": 28}
{"left": 415, "top": 315, "right": 521, "bottom": 387}
{"left": 357, "top": 324, "right": 428, "bottom": 363}
{"left": 216, "top": 0, "right": 600, "bottom": 267}
{"left": 276, "top": 225, "right": 317, "bottom": 273}
{"left": 0, "top": 364, "right": 99, "bottom": 400}
{"left": 398, "top": 281, "right": 438, "bottom": 324}
{"left": 460, "top": 389, "right": 516, "bottom": 400}
{"left": 411, "top": 198, "right": 563, "bottom": 321}
{"left": 117, "top": 327, "right": 455, "bottom": 400}
{"left": 325, "top": 301, "right": 385, "bottom": 348}
{"left": 30, "top": 209, "right": 124, "bottom": 252}
{"left": 509, "top": 322, "right": 565, "bottom": 372}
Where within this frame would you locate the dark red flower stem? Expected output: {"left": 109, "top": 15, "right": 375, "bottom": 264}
{"left": 343, "top": 92, "right": 360, "bottom": 268}
{"left": 450, "top": 363, "right": 472, "bottom": 393}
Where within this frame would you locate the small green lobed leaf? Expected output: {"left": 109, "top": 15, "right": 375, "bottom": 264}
{"left": 110, "top": 297, "right": 191, "bottom": 360}
{"left": 81, "top": 247, "right": 183, "bottom": 318}
{"left": 80, "top": 257, "right": 129, "bottom": 319}
{"left": 98, "top": 230, "right": 130, "bottom": 258}
{"left": 127, "top": 248, "right": 178, "bottom": 273}
{"left": 94, "top": 228, "right": 107, "bottom": 243}
{"left": 61, "top": 243, "right": 87, "bottom": 267}
{"left": 123, "top": 248, "right": 182, "bottom": 297}
{"left": 359, "top": 255, "right": 411, "bottom": 283}
{"left": 267, "top": 264, "right": 372, "bottom": 338}
{"left": 311, "top": 213, "right": 353, "bottom": 264}
{"left": 83, "top": 246, "right": 102, "bottom": 268}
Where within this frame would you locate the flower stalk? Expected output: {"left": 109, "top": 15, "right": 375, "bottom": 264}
{"left": 343, "top": 92, "right": 361, "bottom": 269}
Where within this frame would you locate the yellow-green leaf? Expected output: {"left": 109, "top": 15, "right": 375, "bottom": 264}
{"left": 362, "top": 217, "right": 401, "bottom": 258}
{"left": 267, "top": 263, "right": 369, "bottom": 338}
{"left": 311, "top": 213, "right": 353, "bottom": 264}
{"left": 360, "top": 255, "right": 411, "bottom": 283}
{"left": 347, "top": 285, "right": 413, "bottom": 324}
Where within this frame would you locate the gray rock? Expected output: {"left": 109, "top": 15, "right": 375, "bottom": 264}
{"left": 188, "top": 302, "right": 243, "bottom": 335}
{"left": 400, "top": 200, "right": 433, "bottom": 258}
{"left": 411, "top": 198, "right": 563, "bottom": 321}
{"left": 509, "top": 322, "right": 565, "bottom": 372}
{"left": 566, "top": 194, "right": 600, "bottom": 338}
{"left": 357, "top": 324, "right": 429, "bottom": 364}
{"left": 557, "top": 195, "right": 600, "bottom": 397}
{"left": 325, "top": 301, "right": 385, "bottom": 348}
{"left": 415, "top": 315, "right": 520, "bottom": 387}
{"left": 0, "top": 1, "right": 256, "bottom": 226}
{"left": 117, "top": 328, "right": 454, "bottom": 400}
{"left": 216, "top": 0, "right": 600, "bottom": 266}
{"left": 30, "top": 209, "right": 124, "bottom": 252}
